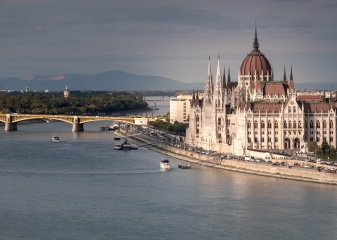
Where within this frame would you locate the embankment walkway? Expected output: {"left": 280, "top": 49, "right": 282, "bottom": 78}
{"left": 117, "top": 130, "right": 337, "bottom": 185}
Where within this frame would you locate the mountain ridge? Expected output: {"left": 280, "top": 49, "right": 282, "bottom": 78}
{"left": 0, "top": 70, "right": 335, "bottom": 92}
{"left": 0, "top": 70, "right": 205, "bottom": 91}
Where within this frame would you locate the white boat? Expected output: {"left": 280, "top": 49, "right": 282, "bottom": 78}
{"left": 99, "top": 123, "right": 111, "bottom": 131}
{"left": 114, "top": 142, "right": 123, "bottom": 150}
{"left": 123, "top": 144, "right": 132, "bottom": 150}
{"left": 109, "top": 124, "right": 119, "bottom": 130}
{"left": 52, "top": 136, "right": 60, "bottom": 142}
{"left": 160, "top": 159, "right": 170, "bottom": 170}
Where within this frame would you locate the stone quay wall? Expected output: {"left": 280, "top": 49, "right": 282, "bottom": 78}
{"left": 119, "top": 129, "right": 337, "bottom": 185}
{"left": 155, "top": 143, "right": 337, "bottom": 185}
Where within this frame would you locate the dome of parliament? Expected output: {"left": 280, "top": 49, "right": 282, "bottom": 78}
{"left": 240, "top": 29, "right": 272, "bottom": 76}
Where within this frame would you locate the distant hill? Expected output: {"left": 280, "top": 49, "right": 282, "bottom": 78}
{"left": 0, "top": 70, "right": 334, "bottom": 92}
{"left": 0, "top": 70, "right": 205, "bottom": 91}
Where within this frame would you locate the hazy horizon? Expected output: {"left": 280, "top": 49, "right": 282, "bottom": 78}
{"left": 0, "top": 0, "right": 336, "bottom": 84}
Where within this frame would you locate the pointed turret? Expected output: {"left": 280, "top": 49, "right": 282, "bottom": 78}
{"left": 283, "top": 65, "right": 287, "bottom": 82}
{"left": 222, "top": 66, "right": 226, "bottom": 89}
{"left": 289, "top": 65, "right": 295, "bottom": 93}
{"left": 207, "top": 55, "right": 212, "bottom": 77}
{"left": 204, "top": 56, "right": 213, "bottom": 105}
{"left": 226, "top": 67, "right": 232, "bottom": 90}
{"left": 253, "top": 26, "right": 259, "bottom": 51}
{"left": 216, "top": 55, "right": 221, "bottom": 77}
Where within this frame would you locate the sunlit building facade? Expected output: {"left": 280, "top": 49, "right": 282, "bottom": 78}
{"left": 185, "top": 28, "right": 337, "bottom": 155}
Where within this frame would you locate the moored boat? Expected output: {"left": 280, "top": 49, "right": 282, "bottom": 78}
{"left": 114, "top": 136, "right": 121, "bottom": 141}
{"left": 178, "top": 164, "right": 191, "bottom": 169}
{"left": 160, "top": 159, "right": 170, "bottom": 170}
{"left": 100, "top": 123, "right": 112, "bottom": 131}
{"left": 109, "top": 124, "right": 119, "bottom": 131}
{"left": 52, "top": 136, "right": 60, "bottom": 142}
{"left": 114, "top": 142, "right": 123, "bottom": 150}
{"left": 123, "top": 144, "right": 132, "bottom": 150}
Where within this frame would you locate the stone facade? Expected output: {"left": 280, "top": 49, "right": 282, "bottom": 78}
{"left": 185, "top": 28, "right": 337, "bottom": 155}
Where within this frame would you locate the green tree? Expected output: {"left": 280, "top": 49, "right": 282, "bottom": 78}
{"left": 321, "top": 141, "right": 330, "bottom": 155}
{"left": 308, "top": 142, "right": 318, "bottom": 153}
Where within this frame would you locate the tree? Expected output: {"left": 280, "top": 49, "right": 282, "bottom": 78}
{"left": 308, "top": 141, "right": 318, "bottom": 153}
{"left": 321, "top": 141, "right": 330, "bottom": 155}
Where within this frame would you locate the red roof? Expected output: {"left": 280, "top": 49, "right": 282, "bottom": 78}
{"left": 264, "top": 82, "right": 288, "bottom": 95}
{"left": 297, "top": 95, "right": 323, "bottom": 102}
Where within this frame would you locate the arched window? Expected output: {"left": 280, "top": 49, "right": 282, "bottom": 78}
{"left": 288, "top": 121, "right": 292, "bottom": 128}
{"left": 293, "top": 106, "right": 296, "bottom": 113}
{"left": 218, "top": 118, "right": 221, "bottom": 125}
{"left": 317, "top": 120, "right": 320, "bottom": 128}
{"left": 247, "top": 121, "right": 251, "bottom": 129}
{"left": 284, "top": 121, "right": 287, "bottom": 128}
{"left": 261, "top": 121, "right": 265, "bottom": 128}
{"left": 293, "top": 121, "right": 297, "bottom": 128}
{"left": 275, "top": 121, "right": 278, "bottom": 129}
{"left": 298, "top": 121, "right": 302, "bottom": 128}
{"left": 254, "top": 121, "right": 258, "bottom": 128}
{"left": 310, "top": 120, "right": 313, "bottom": 128}
{"left": 330, "top": 120, "right": 334, "bottom": 128}
{"left": 196, "top": 115, "right": 199, "bottom": 122}
{"left": 323, "top": 120, "right": 327, "bottom": 129}
{"left": 268, "top": 121, "right": 272, "bottom": 128}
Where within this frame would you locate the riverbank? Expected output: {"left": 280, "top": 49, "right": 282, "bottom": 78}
{"left": 117, "top": 129, "right": 337, "bottom": 185}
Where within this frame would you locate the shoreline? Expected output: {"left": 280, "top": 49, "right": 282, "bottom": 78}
{"left": 117, "top": 130, "right": 337, "bottom": 185}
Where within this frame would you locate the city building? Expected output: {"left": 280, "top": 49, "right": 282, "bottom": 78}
{"left": 169, "top": 95, "right": 193, "bottom": 123}
{"left": 185, "top": 28, "right": 337, "bottom": 155}
{"left": 64, "top": 85, "right": 70, "bottom": 98}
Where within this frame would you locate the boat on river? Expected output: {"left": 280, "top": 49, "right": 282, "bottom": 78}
{"left": 114, "top": 136, "right": 121, "bottom": 141}
{"left": 178, "top": 164, "right": 191, "bottom": 169}
{"left": 110, "top": 124, "right": 119, "bottom": 130}
{"left": 52, "top": 136, "right": 60, "bottom": 142}
{"left": 99, "top": 123, "right": 112, "bottom": 131}
{"left": 160, "top": 159, "right": 170, "bottom": 170}
{"left": 114, "top": 142, "right": 123, "bottom": 150}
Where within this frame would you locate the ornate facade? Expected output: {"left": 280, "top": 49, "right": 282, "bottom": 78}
{"left": 185, "top": 28, "right": 337, "bottom": 155}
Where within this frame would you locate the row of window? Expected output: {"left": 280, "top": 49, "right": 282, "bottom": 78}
{"left": 247, "top": 120, "right": 335, "bottom": 129}
{"left": 309, "top": 137, "right": 334, "bottom": 142}
{"left": 248, "top": 137, "right": 278, "bottom": 143}
{"left": 309, "top": 131, "right": 334, "bottom": 135}
{"left": 248, "top": 131, "right": 278, "bottom": 135}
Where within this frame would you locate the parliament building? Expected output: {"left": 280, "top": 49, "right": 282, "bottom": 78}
{"left": 185, "top": 28, "right": 337, "bottom": 155}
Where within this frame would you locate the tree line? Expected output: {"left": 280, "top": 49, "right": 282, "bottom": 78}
{"left": 148, "top": 114, "right": 188, "bottom": 135}
{"left": 0, "top": 92, "right": 148, "bottom": 114}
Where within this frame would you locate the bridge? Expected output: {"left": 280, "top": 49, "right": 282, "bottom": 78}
{"left": 0, "top": 114, "right": 136, "bottom": 132}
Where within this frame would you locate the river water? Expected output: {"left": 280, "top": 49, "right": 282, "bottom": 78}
{"left": 1, "top": 100, "right": 337, "bottom": 239}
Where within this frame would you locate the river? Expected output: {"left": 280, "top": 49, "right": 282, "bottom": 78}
{"left": 0, "top": 121, "right": 337, "bottom": 240}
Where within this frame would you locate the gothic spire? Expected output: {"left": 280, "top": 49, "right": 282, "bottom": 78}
{"left": 283, "top": 65, "right": 287, "bottom": 82}
{"left": 207, "top": 55, "right": 211, "bottom": 77}
{"left": 192, "top": 89, "right": 195, "bottom": 100}
{"left": 228, "top": 67, "right": 231, "bottom": 82}
{"left": 223, "top": 66, "right": 226, "bottom": 88}
{"left": 290, "top": 64, "right": 293, "bottom": 81}
{"left": 216, "top": 55, "right": 221, "bottom": 77}
{"left": 289, "top": 64, "right": 294, "bottom": 91}
{"left": 253, "top": 26, "right": 259, "bottom": 50}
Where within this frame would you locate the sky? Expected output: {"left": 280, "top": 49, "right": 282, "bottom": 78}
{"left": 0, "top": 0, "right": 336, "bottom": 85}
